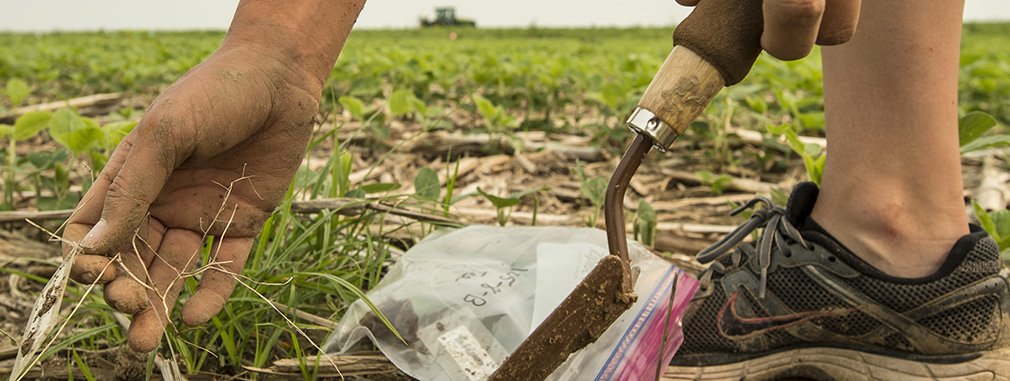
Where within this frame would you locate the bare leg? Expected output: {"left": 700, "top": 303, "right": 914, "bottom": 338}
{"left": 811, "top": 0, "right": 967, "bottom": 278}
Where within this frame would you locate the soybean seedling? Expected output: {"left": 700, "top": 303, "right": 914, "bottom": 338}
{"left": 474, "top": 186, "right": 549, "bottom": 227}
{"left": 634, "top": 199, "right": 658, "bottom": 247}
{"left": 571, "top": 160, "right": 607, "bottom": 227}
{"left": 0, "top": 110, "right": 52, "bottom": 210}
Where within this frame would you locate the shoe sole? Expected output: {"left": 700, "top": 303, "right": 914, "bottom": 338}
{"left": 663, "top": 346, "right": 1010, "bottom": 381}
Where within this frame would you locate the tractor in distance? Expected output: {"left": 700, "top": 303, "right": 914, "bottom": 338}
{"left": 420, "top": 7, "right": 476, "bottom": 28}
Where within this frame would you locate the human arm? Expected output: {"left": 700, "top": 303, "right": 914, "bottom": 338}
{"left": 63, "top": 0, "right": 366, "bottom": 353}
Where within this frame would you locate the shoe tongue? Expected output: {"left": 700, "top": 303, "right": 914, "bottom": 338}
{"left": 783, "top": 182, "right": 895, "bottom": 279}
{"left": 782, "top": 183, "right": 869, "bottom": 272}
{"left": 784, "top": 182, "right": 819, "bottom": 226}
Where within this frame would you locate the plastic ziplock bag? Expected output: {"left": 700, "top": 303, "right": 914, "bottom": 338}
{"left": 323, "top": 226, "right": 699, "bottom": 381}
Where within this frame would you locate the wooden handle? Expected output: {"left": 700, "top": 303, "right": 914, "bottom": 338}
{"left": 635, "top": 47, "right": 725, "bottom": 137}
{"left": 633, "top": 0, "right": 763, "bottom": 139}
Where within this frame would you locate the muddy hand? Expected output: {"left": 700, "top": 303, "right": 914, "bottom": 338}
{"left": 676, "top": 0, "right": 861, "bottom": 60}
{"left": 62, "top": 45, "right": 319, "bottom": 353}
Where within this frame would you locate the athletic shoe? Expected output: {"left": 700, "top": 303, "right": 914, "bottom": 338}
{"left": 665, "top": 182, "right": 1010, "bottom": 380}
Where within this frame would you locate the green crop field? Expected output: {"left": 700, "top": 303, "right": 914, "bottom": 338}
{"left": 0, "top": 24, "right": 1008, "bottom": 379}
{"left": 3, "top": 25, "right": 1008, "bottom": 125}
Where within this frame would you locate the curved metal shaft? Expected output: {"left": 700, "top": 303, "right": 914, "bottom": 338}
{"left": 605, "top": 134, "right": 652, "bottom": 263}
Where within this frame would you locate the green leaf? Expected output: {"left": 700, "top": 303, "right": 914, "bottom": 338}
{"left": 344, "top": 188, "right": 367, "bottom": 199}
{"left": 744, "top": 95, "right": 767, "bottom": 114}
{"left": 82, "top": 173, "right": 94, "bottom": 194}
{"left": 711, "top": 174, "right": 733, "bottom": 195}
{"left": 102, "top": 120, "right": 137, "bottom": 148}
{"left": 25, "top": 151, "right": 52, "bottom": 169}
{"left": 82, "top": 116, "right": 100, "bottom": 130}
{"left": 26, "top": 149, "right": 68, "bottom": 170}
{"left": 783, "top": 131, "right": 806, "bottom": 155}
{"left": 117, "top": 107, "right": 134, "bottom": 119}
{"left": 970, "top": 62, "right": 1006, "bottom": 78}
{"left": 13, "top": 110, "right": 52, "bottom": 141}
{"left": 959, "top": 112, "right": 999, "bottom": 147}
{"left": 307, "top": 271, "right": 407, "bottom": 345}
{"left": 361, "top": 182, "right": 401, "bottom": 194}
{"left": 992, "top": 210, "right": 1010, "bottom": 250}
{"left": 775, "top": 90, "right": 799, "bottom": 117}
{"left": 696, "top": 170, "right": 734, "bottom": 194}
{"left": 65, "top": 127, "right": 105, "bottom": 156}
{"left": 960, "top": 135, "right": 1010, "bottom": 154}
{"left": 638, "top": 199, "right": 657, "bottom": 223}
{"left": 580, "top": 176, "right": 608, "bottom": 208}
{"left": 413, "top": 167, "right": 441, "bottom": 201}
{"left": 36, "top": 323, "right": 117, "bottom": 367}
{"left": 36, "top": 194, "right": 80, "bottom": 211}
{"left": 507, "top": 186, "right": 550, "bottom": 200}
{"left": 339, "top": 96, "right": 366, "bottom": 121}
{"left": 771, "top": 188, "right": 789, "bottom": 207}
{"left": 333, "top": 150, "right": 353, "bottom": 197}
{"left": 695, "top": 170, "right": 714, "bottom": 185}
{"left": 472, "top": 94, "right": 497, "bottom": 120}
{"left": 71, "top": 350, "right": 97, "bottom": 381}
{"left": 1001, "top": 242, "right": 1010, "bottom": 262}
{"left": 972, "top": 200, "right": 998, "bottom": 240}
{"left": 600, "top": 82, "right": 624, "bottom": 110}
{"left": 0, "top": 124, "right": 12, "bottom": 140}
{"left": 87, "top": 150, "right": 108, "bottom": 175}
{"left": 798, "top": 112, "right": 825, "bottom": 130}
{"left": 766, "top": 123, "right": 790, "bottom": 135}
{"left": 477, "top": 187, "right": 521, "bottom": 208}
{"left": 412, "top": 97, "right": 429, "bottom": 116}
{"left": 48, "top": 108, "right": 86, "bottom": 150}
{"left": 802, "top": 142, "right": 822, "bottom": 158}
{"left": 388, "top": 89, "right": 414, "bottom": 116}
{"left": 571, "top": 159, "right": 587, "bottom": 182}
{"left": 811, "top": 154, "right": 826, "bottom": 186}
{"left": 4, "top": 78, "right": 31, "bottom": 107}
{"left": 771, "top": 123, "right": 824, "bottom": 185}
{"left": 637, "top": 199, "right": 657, "bottom": 247}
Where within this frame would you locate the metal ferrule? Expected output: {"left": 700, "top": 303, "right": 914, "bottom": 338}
{"left": 626, "top": 107, "right": 678, "bottom": 152}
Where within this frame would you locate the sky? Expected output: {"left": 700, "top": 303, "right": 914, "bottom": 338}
{"left": 0, "top": 0, "right": 1008, "bottom": 32}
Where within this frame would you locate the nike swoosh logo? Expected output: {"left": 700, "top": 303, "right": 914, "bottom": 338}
{"left": 717, "top": 292, "right": 858, "bottom": 340}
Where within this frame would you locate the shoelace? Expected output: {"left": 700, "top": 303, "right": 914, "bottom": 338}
{"left": 696, "top": 196, "right": 811, "bottom": 298}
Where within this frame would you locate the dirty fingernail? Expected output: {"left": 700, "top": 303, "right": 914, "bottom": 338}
{"left": 80, "top": 219, "right": 107, "bottom": 249}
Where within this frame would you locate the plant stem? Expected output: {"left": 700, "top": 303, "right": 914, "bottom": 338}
{"left": 4, "top": 139, "right": 16, "bottom": 209}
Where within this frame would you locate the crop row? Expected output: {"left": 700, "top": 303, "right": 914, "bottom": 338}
{"left": 1, "top": 25, "right": 1007, "bottom": 132}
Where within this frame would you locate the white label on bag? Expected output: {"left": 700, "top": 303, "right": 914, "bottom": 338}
{"left": 437, "top": 325, "right": 498, "bottom": 381}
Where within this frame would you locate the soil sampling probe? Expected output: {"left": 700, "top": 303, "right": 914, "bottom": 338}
{"left": 487, "top": 0, "right": 765, "bottom": 379}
